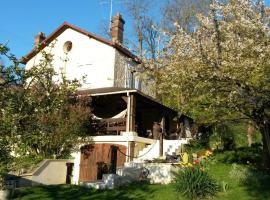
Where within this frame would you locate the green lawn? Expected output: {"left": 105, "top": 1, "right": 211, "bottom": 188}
{"left": 12, "top": 184, "right": 177, "bottom": 200}
{"left": 209, "top": 163, "right": 270, "bottom": 200}
{"left": 12, "top": 163, "right": 270, "bottom": 200}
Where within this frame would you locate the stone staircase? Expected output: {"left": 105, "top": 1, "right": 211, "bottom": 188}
{"left": 133, "top": 139, "right": 188, "bottom": 162}
{"left": 81, "top": 168, "right": 141, "bottom": 190}
{"left": 81, "top": 139, "right": 189, "bottom": 189}
{"left": 81, "top": 174, "right": 128, "bottom": 190}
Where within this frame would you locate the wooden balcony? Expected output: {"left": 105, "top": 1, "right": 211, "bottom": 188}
{"left": 92, "top": 118, "right": 126, "bottom": 135}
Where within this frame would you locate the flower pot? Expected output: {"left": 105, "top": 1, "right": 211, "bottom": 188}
{"left": 0, "top": 190, "right": 10, "bottom": 200}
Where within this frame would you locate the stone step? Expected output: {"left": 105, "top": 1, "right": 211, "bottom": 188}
{"left": 134, "top": 139, "right": 188, "bottom": 162}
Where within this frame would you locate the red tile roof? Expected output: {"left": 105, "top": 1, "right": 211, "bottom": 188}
{"left": 20, "top": 22, "right": 140, "bottom": 64}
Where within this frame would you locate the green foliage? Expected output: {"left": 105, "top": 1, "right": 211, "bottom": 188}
{"left": 0, "top": 138, "right": 12, "bottom": 190}
{"left": 209, "top": 122, "right": 261, "bottom": 150}
{"left": 229, "top": 164, "right": 270, "bottom": 187}
{"left": 184, "top": 139, "right": 208, "bottom": 154}
{"left": 10, "top": 155, "right": 43, "bottom": 175}
{"left": 212, "top": 123, "right": 235, "bottom": 150}
{"left": 0, "top": 43, "right": 93, "bottom": 168}
{"left": 214, "top": 144, "right": 262, "bottom": 165}
{"left": 158, "top": 0, "right": 270, "bottom": 167}
{"left": 229, "top": 164, "right": 251, "bottom": 184}
{"left": 10, "top": 162, "right": 270, "bottom": 200}
{"left": 173, "top": 166, "right": 219, "bottom": 200}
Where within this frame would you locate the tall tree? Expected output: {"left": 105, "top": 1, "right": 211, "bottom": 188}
{"left": 162, "top": 0, "right": 210, "bottom": 32}
{"left": 123, "top": 0, "right": 161, "bottom": 60}
{"left": 159, "top": 0, "right": 270, "bottom": 168}
{"left": 0, "top": 45, "right": 93, "bottom": 160}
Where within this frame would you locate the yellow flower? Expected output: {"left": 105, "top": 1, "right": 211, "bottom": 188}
{"left": 187, "top": 163, "right": 193, "bottom": 167}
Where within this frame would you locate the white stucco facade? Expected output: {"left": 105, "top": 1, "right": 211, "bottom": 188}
{"left": 25, "top": 28, "right": 116, "bottom": 90}
{"left": 25, "top": 27, "right": 155, "bottom": 97}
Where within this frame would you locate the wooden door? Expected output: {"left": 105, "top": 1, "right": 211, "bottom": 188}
{"left": 79, "top": 143, "right": 127, "bottom": 182}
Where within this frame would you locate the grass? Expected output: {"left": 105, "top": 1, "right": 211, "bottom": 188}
{"left": 12, "top": 183, "right": 177, "bottom": 200}
{"left": 12, "top": 163, "right": 270, "bottom": 200}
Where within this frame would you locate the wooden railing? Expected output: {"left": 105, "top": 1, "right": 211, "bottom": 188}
{"left": 93, "top": 118, "right": 126, "bottom": 135}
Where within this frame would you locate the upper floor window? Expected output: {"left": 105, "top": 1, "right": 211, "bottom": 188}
{"left": 63, "top": 41, "right": 72, "bottom": 53}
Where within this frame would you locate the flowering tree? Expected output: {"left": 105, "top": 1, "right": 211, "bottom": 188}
{"left": 159, "top": 0, "right": 270, "bottom": 168}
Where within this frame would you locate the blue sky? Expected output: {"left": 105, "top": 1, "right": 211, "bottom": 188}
{"left": 0, "top": 0, "right": 132, "bottom": 59}
{"left": 1, "top": 0, "right": 270, "bottom": 61}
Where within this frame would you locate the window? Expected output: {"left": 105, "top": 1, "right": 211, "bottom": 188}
{"left": 63, "top": 41, "right": 72, "bottom": 53}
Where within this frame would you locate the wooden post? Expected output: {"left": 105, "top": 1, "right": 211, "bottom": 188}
{"left": 129, "top": 94, "right": 136, "bottom": 131}
{"left": 153, "top": 122, "right": 161, "bottom": 139}
{"left": 160, "top": 117, "right": 165, "bottom": 157}
{"left": 159, "top": 131, "right": 163, "bottom": 157}
{"left": 129, "top": 141, "right": 135, "bottom": 161}
{"left": 126, "top": 93, "right": 130, "bottom": 132}
{"left": 126, "top": 93, "right": 136, "bottom": 132}
{"left": 110, "top": 145, "right": 118, "bottom": 174}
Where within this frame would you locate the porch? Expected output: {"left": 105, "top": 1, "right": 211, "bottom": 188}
{"left": 72, "top": 135, "right": 188, "bottom": 184}
{"left": 78, "top": 87, "right": 179, "bottom": 138}
{"left": 73, "top": 87, "right": 190, "bottom": 184}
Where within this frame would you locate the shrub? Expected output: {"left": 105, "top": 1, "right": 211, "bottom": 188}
{"left": 173, "top": 166, "right": 219, "bottom": 200}
{"left": 10, "top": 155, "right": 43, "bottom": 175}
{"left": 184, "top": 139, "right": 208, "bottom": 155}
{"left": 229, "top": 164, "right": 250, "bottom": 184}
{"left": 229, "top": 164, "right": 270, "bottom": 186}
{"left": 214, "top": 144, "right": 262, "bottom": 165}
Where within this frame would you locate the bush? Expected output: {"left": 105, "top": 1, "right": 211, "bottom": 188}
{"left": 173, "top": 166, "right": 219, "bottom": 200}
{"left": 184, "top": 139, "right": 208, "bottom": 155}
{"left": 10, "top": 155, "right": 43, "bottom": 175}
{"left": 229, "top": 164, "right": 250, "bottom": 184}
{"left": 229, "top": 164, "right": 270, "bottom": 186}
{"left": 214, "top": 144, "right": 262, "bottom": 165}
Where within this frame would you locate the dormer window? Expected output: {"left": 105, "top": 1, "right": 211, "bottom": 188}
{"left": 63, "top": 41, "right": 72, "bottom": 53}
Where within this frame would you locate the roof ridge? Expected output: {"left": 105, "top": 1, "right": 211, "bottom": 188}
{"left": 20, "top": 22, "right": 140, "bottom": 64}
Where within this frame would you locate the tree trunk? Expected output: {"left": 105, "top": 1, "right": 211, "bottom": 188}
{"left": 259, "top": 122, "right": 270, "bottom": 169}
{"left": 262, "top": 132, "right": 270, "bottom": 169}
{"left": 247, "top": 121, "right": 255, "bottom": 147}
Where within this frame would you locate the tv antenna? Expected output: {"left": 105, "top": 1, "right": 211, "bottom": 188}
{"left": 99, "top": 0, "right": 123, "bottom": 32}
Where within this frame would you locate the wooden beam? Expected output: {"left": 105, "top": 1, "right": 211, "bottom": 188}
{"left": 126, "top": 93, "right": 130, "bottom": 132}
{"left": 126, "top": 93, "right": 136, "bottom": 132}
{"left": 129, "top": 94, "right": 136, "bottom": 132}
{"left": 129, "top": 141, "right": 135, "bottom": 161}
{"left": 121, "top": 96, "right": 128, "bottom": 103}
{"left": 160, "top": 117, "right": 165, "bottom": 157}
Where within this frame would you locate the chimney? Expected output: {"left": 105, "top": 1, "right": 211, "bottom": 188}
{"left": 34, "top": 32, "right": 46, "bottom": 47}
{"left": 111, "top": 13, "right": 125, "bottom": 44}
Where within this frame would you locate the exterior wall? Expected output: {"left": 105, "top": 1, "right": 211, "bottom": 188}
{"left": 125, "top": 162, "right": 178, "bottom": 184}
{"left": 114, "top": 51, "right": 155, "bottom": 97}
{"left": 26, "top": 160, "right": 71, "bottom": 185}
{"left": 79, "top": 143, "right": 127, "bottom": 182}
{"left": 25, "top": 28, "right": 156, "bottom": 97}
{"left": 114, "top": 50, "right": 127, "bottom": 88}
{"left": 25, "top": 28, "right": 116, "bottom": 90}
{"left": 71, "top": 152, "right": 81, "bottom": 185}
{"left": 72, "top": 135, "right": 155, "bottom": 184}
{"left": 72, "top": 140, "right": 129, "bottom": 184}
